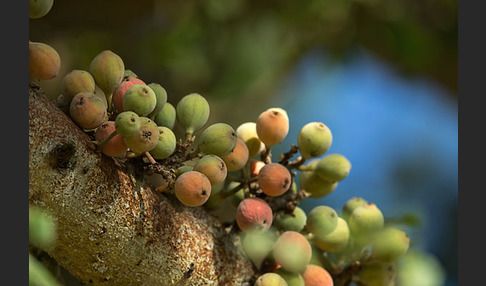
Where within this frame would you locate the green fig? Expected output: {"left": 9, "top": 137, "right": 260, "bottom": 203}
{"left": 154, "top": 102, "right": 176, "bottom": 130}
{"left": 193, "top": 155, "right": 227, "bottom": 186}
{"left": 274, "top": 268, "right": 305, "bottom": 286}
{"left": 176, "top": 93, "right": 210, "bottom": 136}
{"left": 342, "top": 197, "right": 368, "bottom": 222}
{"left": 299, "top": 160, "right": 338, "bottom": 198}
{"left": 147, "top": 83, "right": 168, "bottom": 119}
{"left": 69, "top": 91, "right": 107, "bottom": 130}
{"left": 254, "top": 273, "right": 288, "bottom": 286}
{"left": 314, "top": 154, "right": 351, "bottom": 182}
{"left": 198, "top": 123, "right": 238, "bottom": 157}
{"left": 115, "top": 111, "right": 141, "bottom": 137}
{"left": 297, "top": 122, "right": 332, "bottom": 159}
{"left": 89, "top": 50, "right": 125, "bottom": 106}
{"left": 371, "top": 227, "right": 410, "bottom": 262}
{"left": 305, "top": 205, "right": 339, "bottom": 237}
{"left": 273, "top": 207, "right": 307, "bottom": 232}
{"left": 61, "top": 70, "right": 96, "bottom": 101}
{"left": 122, "top": 84, "right": 157, "bottom": 117}
{"left": 149, "top": 127, "right": 177, "bottom": 160}
{"left": 311, "top": 217, "right": 350, "bottom": 253}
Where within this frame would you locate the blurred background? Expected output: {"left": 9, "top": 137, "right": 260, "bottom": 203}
{"left": 29, "top": 0, "right": 457, "bottom": 285}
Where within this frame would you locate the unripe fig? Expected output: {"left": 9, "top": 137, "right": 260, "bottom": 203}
{"left": 123, "top": 117, "right": 160, "bottom": 153}
{"left": 147, "top": 83, "right": 168, "bottom": 119}
{"left": 305, "top": 205, "right": 338, "bottom": 237}
{"left": 241, "top": 229, "right": 278, "bottom": 269}
{"left": 222, "top": 138, "right": 249, "bottom": 172}
{"left": 198, "top": 123, "right": 238, "bottom": 157}
{"left": 95, "top": 121, "right": 127, "bottom": 158}
{"left": 174, "top": 171, "right": 212, "bottom": 207}
{"left": 273, "top": 207, "right": 307, "bottom": 232}
{"left": 227, "top": 181, "right": 246, "bottom": 207}
{"left": 236, "top": 197, "right": 273, "bottom": 232}
{"left": 61, "top": 70, "right": 96, "bottom": 101}
{"left": 175, "top": 165, "right": 194, "bottom": 178}
{"left": 236, "top": 122, "right": 265, "bottom": 158}
{"left": 115, "top": 111, "right": 141, "bottom": 137}
{"left": 29, "top": 41, "right": 61, "bottom": 80}
{"left": 176, "top": 93, "right": 210, "bottom": 135}
{"left": 29, "top": 206, "right": 56, "bottom": 249}
{"left": 357, "top": 261, "right": 396, "bottom": 286}
{"left": 302, "top": 264, "right": 334, "bottom": 286}
{"left": 29, "top": 0, "right": 54, "bottom": 19}
{"left": 124, "top": 69, "right": 138, "bottom": 78}
{"left": 314, "top": 154, "right": 351, "bottom": 182}
{"left": 256, "top": 107, "right": 289, "bottom": 147}
{"left": 298, "top": 161, "right": 338, "bottom": 198}
{"left": 258, "top": 163, "right": 291, "bottom": 197}
{"left": 311, "top": 217, "right": 350, "bottom": 253}
{"left": 254, "top": 273, "right": 288, "bottom": 286}
{"left": 154, "top": 102, "right": 176, "bottom": 129}
{"left": 342, "top": 197, "right": 368, "bottom": 222}
{"left": 89, "top": 50, "right": 125, "bottom": 100}
{"left": 273, "top": 231, "right": 312, "bottom": 273}
{"left": 371, "top": 228, "right": 410, "bottom": 262}
{"left": 348, "top": 203, "right": 385, "bottom": 236}
{"left": 297, "top": 122, "right": 332, "bottom": 159}
{"left": 123, "top": 84, "right": 157, "bottom": 117}
{"left": 149, "top": 127, "right": 176, "bottom": 160}
{"left": 69, "top": 92, "right": 107, "bottom": 130}
{"left": 274, "top": 268, "right": 305, "bottom": 286}
{"left": 193, "top": 155, "right": 227, "bottom": 186}
{"left": 112, "top": 76, "right": 146, "bottom": 113}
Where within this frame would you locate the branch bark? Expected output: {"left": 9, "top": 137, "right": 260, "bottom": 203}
{"left": 28, "top": 85, "right": 256, "bottom": 285}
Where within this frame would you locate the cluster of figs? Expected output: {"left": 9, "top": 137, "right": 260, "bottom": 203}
{"left": 29, "top": 1, "right": 411, "bottom": 285}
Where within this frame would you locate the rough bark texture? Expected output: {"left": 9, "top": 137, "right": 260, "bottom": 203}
{"left": 29, "top": 85, "right": 256, "bottom": 286}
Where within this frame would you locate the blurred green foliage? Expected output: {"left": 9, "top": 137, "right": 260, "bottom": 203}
{"left": 29, "top": 206, "right": 60, "bottom": 286}
{"left": 30, "top": 0, "right": 457, "bottom": 114}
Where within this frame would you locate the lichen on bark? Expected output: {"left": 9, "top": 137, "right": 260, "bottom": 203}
{"left": 29, "top": 85, "right": 256, "bottom": 285}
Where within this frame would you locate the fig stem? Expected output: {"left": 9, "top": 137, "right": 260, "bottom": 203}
{"left": 144, "top": 152, "right": 157, "bottom": 164}
{"left": 98, "top": 130, "right": 118, "bottom": 150}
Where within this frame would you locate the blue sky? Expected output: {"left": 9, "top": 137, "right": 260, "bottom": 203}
{"left": 268, "top": 49, "right": 458, "bottom": 285}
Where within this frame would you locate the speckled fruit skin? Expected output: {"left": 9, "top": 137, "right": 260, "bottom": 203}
{"left": 69, "top": 92, "right": 107, "bottom": 130}
{"left": 29, "top": 41, "right": 61, "bottom": 80}
{"left": 273, "top": 231, "right": 312, "bottom": 273}
{"left": 122, "top": 84, "right": 157, "bottom": 117}
{"left": 89, "top": 50, "right": 125, "bottom": 98}
{"left": 115, "top": 111, "right": 141, "bottom": 137}
{"left": 123, "top": 117, "right": 160, "bottom": 153}
{"left": 222, "top": 138, "right": 249, "bottom": 172}
{"left": 174, "top": 171, "right": 212, "bottom": 207}
{"left": 149, "top": 127, "right": 176, "bottom": 160}
{"left": 302, "top": 264, "right": 334, "bottom": 286}
{"left": 95, "top": 121, "right": 127, "bottom": 158}
{"left": 297, "top": 122, "right": 333, "bottom": 159}
{"left": 61, "top": 70, "right": 96, "bottom": 101}
{"left": 311, "top": 217, "right": 350, "bottom": 253}
{"left": 258, "top": 163, "right": 292, "bottom": 197}
{"left": 305, "top": 206, "right": 339, "bottom": 237}
{"left": 193, "top": 155, "right": 227, "bottom": 186}
{"left": 254, "top": 273, "right": 288, "bottom": 286}
{"left": 154, "top": 102, "right": 176, "bottom": 130}
{"left": 256, "top": 107, "right": 289, "bottom": 147}
{"left": 198, "top": 123, "right": 238, "bottom": 157}
{"left": 176, "top": 93, "right": 210, "bottom": 135}
{"left": 113, "top": 76, "right": 146, "bottom": 113}
{"left": 236, "top": 197, "right": 273, "bottom": 232}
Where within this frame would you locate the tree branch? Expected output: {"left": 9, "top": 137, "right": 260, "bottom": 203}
{"left": 28, "top": 85, "right": 256, "bottom": 285}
